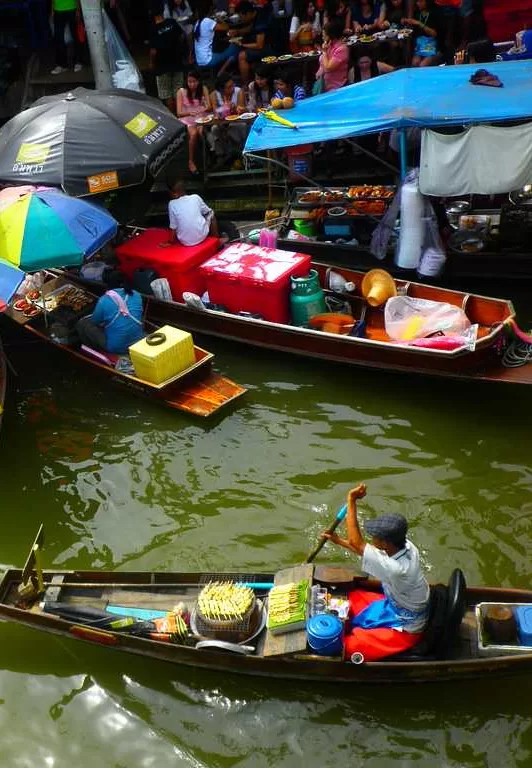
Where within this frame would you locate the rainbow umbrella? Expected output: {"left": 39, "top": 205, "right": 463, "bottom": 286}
{"left": 0, "top": 188, "right": 117, "bottom": 272}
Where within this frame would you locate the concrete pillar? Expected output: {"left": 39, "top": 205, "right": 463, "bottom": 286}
{"left": 80, "top": 0, "right": 112, "bottom": 90}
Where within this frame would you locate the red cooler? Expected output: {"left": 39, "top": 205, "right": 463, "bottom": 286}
{"left": 200, "top": 242, "right": 312, "bottom": 323}
{"left": 115, "top": 228, "right": 219, "bottom": 301}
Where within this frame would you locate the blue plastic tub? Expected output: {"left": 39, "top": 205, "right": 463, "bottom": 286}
{"left": 307, "top": 614, "right": 343, "bottom": 656}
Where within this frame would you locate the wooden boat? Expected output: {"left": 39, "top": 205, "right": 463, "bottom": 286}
{"left": 63, "top": 260, "right": 532, "bottom": 386}
{"left": 5, "top": 527, "right": 532, "bottom": 684}
{"left": 3, "top": 275, "right": 246, "bottom": 418}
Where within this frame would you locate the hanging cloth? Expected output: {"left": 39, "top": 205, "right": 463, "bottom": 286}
{"left": 419, "top": 122, "right": 532, "bottom": 196}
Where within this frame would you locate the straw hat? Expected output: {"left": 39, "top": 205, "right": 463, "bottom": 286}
{"left": 361, "top": 269, "right": 397, "bottom": 307}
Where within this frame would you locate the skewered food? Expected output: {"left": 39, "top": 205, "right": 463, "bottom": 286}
{"left": 267, "top": 580, "right": 309, "bottom": 633}
{"left": 197, "top": 581, "right": 255, "bottom": 622}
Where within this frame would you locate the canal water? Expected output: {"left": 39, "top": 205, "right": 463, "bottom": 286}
{"left": 0, "top": 328, "right": 531, "bottom": 768}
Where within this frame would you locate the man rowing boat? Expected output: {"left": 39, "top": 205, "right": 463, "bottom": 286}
{"left": 322, "top": 484, "right": 430, "bottom": 661}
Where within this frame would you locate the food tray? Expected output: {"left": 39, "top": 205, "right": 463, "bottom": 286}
{"left": 346, "top": 185, "right": 396, "bottom": 201}
{"left": 293, "top": 187, "right": 349, "bottom": 208}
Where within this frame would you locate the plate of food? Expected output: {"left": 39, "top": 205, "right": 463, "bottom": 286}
{"left": 359, "top": 34, "right": 375, "bottom": 43}
{"left": 262, "top": 55, "right": 278, "bottom": 63}
{"left": 13, "top": 298, "right": 31, "bottom": 312}
{"left": 278, "top": 54, "right": 293, "bottom": 61}
{"left": 25, "top": 289, "right": 40, "bottom": 301}
{"left": 195, "top": 115, "right": 213, "bottom": 124}
{"left": 328, "top": 206, "right": 347, "bottom": 217}
{"left": 23, "top": 305, "right": 41, "bottom": 318}
{"left": 297, "top": 190, "right": 324, "bottom": 205}
{"left": 225, "top": 114, "right": 241, "bottom": 121}
{"left": 323, "top": 189, "right": 346, "bottom": 203}
{"left": 239, "top": 112, "right": 257, "bottom": 120}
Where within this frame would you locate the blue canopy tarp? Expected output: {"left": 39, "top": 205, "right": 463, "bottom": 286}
{"left": 244, "top": 60, "right": 532, "bottom": 154}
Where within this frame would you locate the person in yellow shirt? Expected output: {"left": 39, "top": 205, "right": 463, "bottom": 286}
{"left": 51, "top": 0, "right": 83, "bottom": 75}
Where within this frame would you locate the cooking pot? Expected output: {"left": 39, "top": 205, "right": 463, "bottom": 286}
{"left": 445, "top": 200, "right": 471, "bottom": 230}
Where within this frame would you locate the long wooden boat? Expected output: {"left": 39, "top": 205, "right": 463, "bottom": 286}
{"left": 64, "top": 260, "right": 532, "bottom": 386}
{"left": 5, "top": 530, "right": 532, "bottom": 683}
{"left": 3, "top": 275, "right": 246, "bottom": 418}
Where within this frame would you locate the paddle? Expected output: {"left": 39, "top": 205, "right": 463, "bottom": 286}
{"left": 305, "top": 504, "right": 347, "bottom": 564}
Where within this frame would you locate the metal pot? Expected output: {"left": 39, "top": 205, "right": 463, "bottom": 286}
{"left": 445, "top": 200, "right": 471, "bottom": 230}
{"left": 509, "top": 184, "right": 532, "bottom": 207}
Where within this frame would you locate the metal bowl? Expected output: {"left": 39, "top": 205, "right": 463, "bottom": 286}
{"left": 445, "top": 200, "right": 471, "bottom": 230}
{"left": 509, "top": 185, "right": 532, "bottom": 207}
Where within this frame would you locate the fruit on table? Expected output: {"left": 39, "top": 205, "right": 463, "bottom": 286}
{"left": 282, "top": 97, "right": 294, "bottom": 109}
{"left": 271, "top": 97, "right": 283, "bottom": 109}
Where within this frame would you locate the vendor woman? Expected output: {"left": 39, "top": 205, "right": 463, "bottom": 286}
{"left": 76, "top": 271, "right": 145, "bottom": 355}
{"left": 321, "top": 484, "right": 429, "bottom": 661}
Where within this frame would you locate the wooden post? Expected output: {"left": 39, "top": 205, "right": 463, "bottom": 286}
{"left": 80, "top": 0, "right": 112, "bottom": 90}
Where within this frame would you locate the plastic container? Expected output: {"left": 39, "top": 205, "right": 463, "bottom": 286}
{"left": 129, "top": 325, "right": 195, "bottom": 384}
{"left": 294, "top": 219, "right": 317, "bottom": 237}
{"left": 290, "top": 269, "right": 327, "bottom": 326}
{"left": 516, "top": 606, "right": 532, "bottom": 646}
{"left": 200, "top": 242, "right": 311, "bottom": 323}
{"left": 116, "top": 228, "right": 219, "bottom": 301}
{"left": 307, "top": 614, "right": 343, "bottom": 656}
{"left": 286, "top": 144, "right": 313, "bottom": 182}
{"left": 259, "top": 228, "right": 278, "bottom": 248}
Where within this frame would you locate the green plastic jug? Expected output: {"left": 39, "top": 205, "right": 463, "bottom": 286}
{"left": 290, "top": 269, "right": 327, "bottom": 327}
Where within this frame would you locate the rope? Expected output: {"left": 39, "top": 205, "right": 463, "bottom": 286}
{"left": 502, "top": 339, "right": 532, "bottom": 368}
{"left": 501, "top": 320, "right": 532, "bottom": 367}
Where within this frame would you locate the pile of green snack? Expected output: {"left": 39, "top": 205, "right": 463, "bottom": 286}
{"left": 267, "top": 580, "right": 309, "bottom": 635}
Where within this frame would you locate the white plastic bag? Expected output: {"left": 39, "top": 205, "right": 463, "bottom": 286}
{"left": 102, "top": 9, "right": 145, "bottom": 92}
{"left": 384, "top": 296, "right": 471, "bottom": 341}
{"left": 418, "top": 202, "right": 446, "bottom": 278}
{"left": 395, "top": 169, "right": 424, "bottom": 270}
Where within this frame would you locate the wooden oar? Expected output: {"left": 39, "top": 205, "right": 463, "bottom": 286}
{"left": 305, "top": 504, "right": 347, "bottom": 564}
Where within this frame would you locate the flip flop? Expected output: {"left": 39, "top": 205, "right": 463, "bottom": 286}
{"left": 470, "top": 69, "right": 503, "bottom": 88}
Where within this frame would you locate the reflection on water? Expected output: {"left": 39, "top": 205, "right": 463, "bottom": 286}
{"left": 0, "top": 336, "right": 531, "bottom": 766}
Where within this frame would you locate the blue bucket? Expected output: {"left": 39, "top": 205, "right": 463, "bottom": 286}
{"left": 307, "top": 614, "right": 343, "bottom": 656}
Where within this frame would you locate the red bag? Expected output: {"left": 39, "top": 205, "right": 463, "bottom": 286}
{"left": 76, "top": 20, "right": 86, "bottom": 44}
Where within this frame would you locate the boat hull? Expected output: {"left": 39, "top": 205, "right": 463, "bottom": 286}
{"left": 3, "top": 568, "right": 532, "bottom": 684}
{"left": 63, "top": 268, "right": 530, "bottom": 385}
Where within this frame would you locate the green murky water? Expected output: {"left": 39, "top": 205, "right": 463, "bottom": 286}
{"left": 0, "top": 325, "right": 531, "bottom": 767}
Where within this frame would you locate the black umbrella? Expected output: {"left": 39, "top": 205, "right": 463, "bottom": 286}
{"left": 0, "top": 88, "right": 186, "bottom": 197}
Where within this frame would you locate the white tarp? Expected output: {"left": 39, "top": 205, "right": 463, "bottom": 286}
{"left": 419, "top": 123, "right": 532, "bottom": 196}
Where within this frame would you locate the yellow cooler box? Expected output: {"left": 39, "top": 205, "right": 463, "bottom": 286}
{"left": 129, "top": 326, "right": 196, "bottom": 384}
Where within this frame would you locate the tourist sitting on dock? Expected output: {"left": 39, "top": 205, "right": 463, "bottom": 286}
{"left": 321, "top": 484, "right": 430, "bottom": 661}
{"left": 165, "top": 180, "right": 220, "bottom": 247}
{"left": 273, "top": 68, "right": 306, "bottom": 101}
{"left": 76, "top": 272, "right": 144, "bottom": 355}
{"left": 193, "top": 0, "right": 237, "bottom": 72}
{"left": 352, "top": 0, "right": 387, "bottom": 34}
{"left": 289, "top": 0, "right": 322, "bottom": 52}
{"left": 231, "top": 0, "right": 274, "bottom": 85}
{"left": 403, "top": 0, "right": 440, "bottom": 67}
{"left": 246, "top": 65, "right": 275, "bottom": 110}
{"left": 352, "top": 51, "right": 394, "bottom": 81}
{"left": 177, "top": 68, "right": 212, "bottom": 176}
{"left": 209, "top": 74, "right": 248, "bottom": 169}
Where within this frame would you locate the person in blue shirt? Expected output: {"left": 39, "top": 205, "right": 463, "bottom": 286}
{"left": 76, "top": 271, "right": 145, "bottom": 355}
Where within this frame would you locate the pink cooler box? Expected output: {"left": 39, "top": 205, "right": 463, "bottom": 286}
{"left": 115, "top": 228, "right": 219, "bottom": 301}
{"left": 200, "top": 243, "right": 312, "bottom": 323}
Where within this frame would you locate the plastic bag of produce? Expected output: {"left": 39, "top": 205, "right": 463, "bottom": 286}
{"left": 384, "top": 295, "right": 471, "bottom": 341}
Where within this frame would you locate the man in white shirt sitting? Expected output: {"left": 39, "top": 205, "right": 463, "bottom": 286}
{"left": 165, "top": 180, "right": 220, "bottom": 247}
{"left": 322, "top": 484, "right": 430, "bottom": 661}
